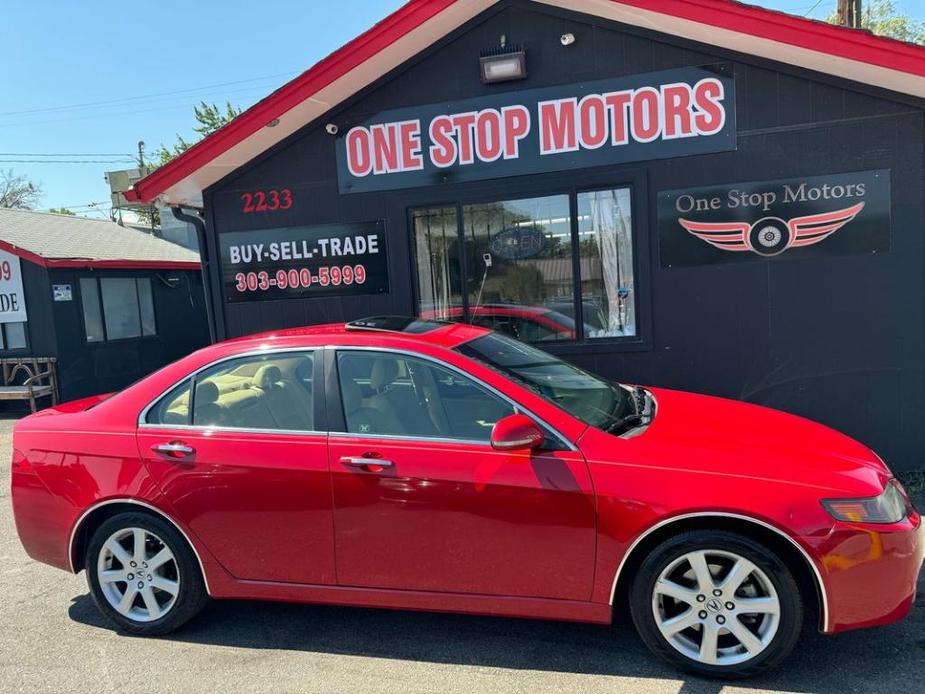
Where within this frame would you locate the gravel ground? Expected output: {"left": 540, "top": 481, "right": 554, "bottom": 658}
{"left": 1, "top": 412, "right": 923, "bottom": 694}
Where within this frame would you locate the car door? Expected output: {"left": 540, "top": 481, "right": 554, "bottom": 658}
{"left": 327, "top": 348, "right": 596, "bottom": 601}
{"left": 136, "top": 349, "right": 335, "bottom": 585}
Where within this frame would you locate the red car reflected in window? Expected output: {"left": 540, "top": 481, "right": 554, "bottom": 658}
{"left": 10, "top": 316, "right": 922, "bottom": 678}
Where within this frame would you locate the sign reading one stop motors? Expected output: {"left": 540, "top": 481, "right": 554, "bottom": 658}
{"left": 336, "top": 64, "right": 736, "bottom": 193}
{"left": 0, "top": 249, "right": 27, "bottom": 323}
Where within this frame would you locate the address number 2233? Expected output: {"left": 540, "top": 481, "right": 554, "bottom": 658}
{"left": 240, "top": 189, "right": 293, "bottom": 214}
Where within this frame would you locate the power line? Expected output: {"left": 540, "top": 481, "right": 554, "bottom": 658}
{"left": 0, "top": 84, "right": 275, "bottom": 128}
{"left": 0, "top": 70, "right": 300, "bottom": 117}
{"left": 0, "top": 159, "right": 136, "bottom": 164}
{"left": 41, "top": 201, "right": 111, "bottom": 211}
{"left": 0, "top": 152, "right": 134, "bottom": 157}
{"left": 804, "top": 0, "right": 829, "bottom": 16}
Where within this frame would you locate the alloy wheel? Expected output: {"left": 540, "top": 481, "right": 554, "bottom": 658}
{"left": 96, "top": 527, "right": 180, "bottom": 622}
{"left": 651, "top": 549, "right": 781, "bottom": 667}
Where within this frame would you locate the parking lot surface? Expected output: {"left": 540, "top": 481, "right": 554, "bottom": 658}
{"left": 1, "top": 413, "right": 922, "bottom": 693}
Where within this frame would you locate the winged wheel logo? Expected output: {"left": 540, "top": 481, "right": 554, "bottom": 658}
{"left": 679, "top": 202, "right": 865, "bottom": 256}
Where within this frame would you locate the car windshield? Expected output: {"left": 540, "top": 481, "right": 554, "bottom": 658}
{"left": 457, "top": 332, "right": 635, "bottom": 431}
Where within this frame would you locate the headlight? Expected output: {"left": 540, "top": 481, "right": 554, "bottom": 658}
{"left": 821, "top": 479, "right": 910, "bottom": 524}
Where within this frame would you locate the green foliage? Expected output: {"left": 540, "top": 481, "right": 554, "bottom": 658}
{"left": 828, "top": 0, "right": 925, "bottom": 45}
{"left": 155, "top": 101, "right": 242, "bottom": 167}
{"left": 137, "top": 101, "right": 242, "bottom": 226}
{"left": 48, "top": 207, "right": 75, "bottom": 215}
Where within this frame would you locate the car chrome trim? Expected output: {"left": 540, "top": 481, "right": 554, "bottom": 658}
{"left": 608, "top": 511, "right": 830, "bottom": 632}
{"left": 137, "top": 347, "right": 318, "bottom": 428}
{"left": 68, "top": 498, "right": 212, "bottom": 596}
{"left": 139, "top": 423, "right": 328, "bottom": 437}
{"left": 329, "top": 431, "right": 493, "bottom": 447}
{"left": 329, "top": 345, "right": 578, "bottom": 451}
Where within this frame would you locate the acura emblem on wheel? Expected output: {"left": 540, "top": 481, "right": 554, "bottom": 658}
{"left": 679, "top": 201, "right": 865, "bottom": 256}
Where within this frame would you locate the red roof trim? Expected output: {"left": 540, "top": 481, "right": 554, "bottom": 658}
{"left": 128, "top": 0, "right": 925, "bottom": 204}
{"left": 0, "top": 239, "right": 199, "bottom": 271}
{"left": 618, "top": 0, "right": 925, "bottom": 77}
{"left": 126, "top": 0, "right": 456, "bottom": 204}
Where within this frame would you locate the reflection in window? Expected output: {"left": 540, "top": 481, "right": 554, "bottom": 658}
{"left": 0, "top": 321, "right": 27, "bottom": 350}
{"left": 411, "top": 189, "right": 635, "bottom": 343}
{"left": 577, "top": 189, "right": 636, "bottom": 338}
{"left": 145, "top": 353, "right": 315, "bottom": 432}
{"left": 81, "top": 277, "right": 157, "bottom": 342}
{"left": 413, "top": 207, "right": 462, "bottom": 321}
{"left": 463, "top": 195, "right": 574, "bottom": 343}
{"left": 337, "top": 351, "right": 513, "bottom": 440}
{"left": 79, "top": 278, "right": 105, "bottom": 343}
{"left": 101, "top": 278, "right": 142, "bottom": 340}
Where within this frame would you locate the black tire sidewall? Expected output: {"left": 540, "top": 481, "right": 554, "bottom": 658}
{"left": 85, "top": 511, "right": 207, "bottom": 636}
{"left": 629, "top": 530, "right": 803, "bottom": 679}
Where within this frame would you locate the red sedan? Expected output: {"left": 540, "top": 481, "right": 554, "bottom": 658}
{"left": 11, "top": 316, "right": 922, "bottom": 678}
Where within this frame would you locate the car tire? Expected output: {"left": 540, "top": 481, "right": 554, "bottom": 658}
{"left": 85, "top": 512, "right": 208, "bottom": 635}
{"left": 629, "top": 530, "right": 803, "bottom": 679}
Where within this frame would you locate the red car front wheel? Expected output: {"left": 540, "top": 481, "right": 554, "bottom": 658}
{"left": 630, "top": 530, "right": 804, "bottom": 678}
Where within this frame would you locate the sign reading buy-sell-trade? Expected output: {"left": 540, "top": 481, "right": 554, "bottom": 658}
{"left": 658, "top": 170, "right": 891, "bottom": 267}
{"left": 336, "top": 65, "right": 736, "bottom": 193}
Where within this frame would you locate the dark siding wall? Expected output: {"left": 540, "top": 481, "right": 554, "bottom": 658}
{"left": 49, "top": 269, "right": 209, "bottom": 401}
{"left": 206, "top": 1, "right": 925, "bottom": 469}
{"left": 12, "top": 260, "right": 57, "bottom": 358}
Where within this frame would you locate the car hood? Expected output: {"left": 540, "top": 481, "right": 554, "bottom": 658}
{"left": 618, "top": 387, "right": 891, "bottom": 496}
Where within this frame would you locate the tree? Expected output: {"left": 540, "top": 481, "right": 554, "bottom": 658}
{"left": 135, "top": 101, "right": 242, "bottom": 227}
{"left": 155, "top": 101, "right": 242, "bottom": 166}
{"left": 0, "top": 169, "right": 42, "bottom": 209}
{"left": 48, "top": 207, "right": 75, "bottom": 215}
{"left": 829, "top": 1, "right": 925, "bottom": 45}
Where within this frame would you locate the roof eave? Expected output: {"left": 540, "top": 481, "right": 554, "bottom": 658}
{"left": 128, "top": 0, "right": 925, "bottom": 207}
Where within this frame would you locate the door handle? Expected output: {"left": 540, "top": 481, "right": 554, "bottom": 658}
{"left": 152, "top": 442, "right": 195, "bottom": 459}
{"left": 339, "top": 455, "right": 393, "bottom": 471}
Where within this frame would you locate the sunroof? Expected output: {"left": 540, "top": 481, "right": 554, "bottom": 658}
{"left": 345, "top": 315, "right": 450, "bottom": 334}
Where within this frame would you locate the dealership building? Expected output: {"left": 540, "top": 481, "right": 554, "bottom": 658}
{"left": 127, "top": 0, "right": 925, "bottom": 470}
{"left": 0, "top": 209, "right": 210, "bottom": 401}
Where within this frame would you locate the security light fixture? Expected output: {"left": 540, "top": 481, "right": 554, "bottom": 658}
{"left": 480, "top": 46, "right": 527, "bottom": 84}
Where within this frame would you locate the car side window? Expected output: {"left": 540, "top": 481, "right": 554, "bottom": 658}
{"left": 145, "top": 379, "right": 192, "bottom": 426}
{"left": 145, "top": 352, "right": 315, "bottom": 432}
{"left": 336, "top": 351, "right": 514, "bottom": 441}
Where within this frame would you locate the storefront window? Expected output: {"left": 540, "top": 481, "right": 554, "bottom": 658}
{"left": 0, "top": 322, "right": 28, "bottom": 350}
{"left": 79, "top": 278, "right": 105, "bottom": 343}
{"left": 412, "top": 207, "right": 462, "bottom": 321}
{"left": 577, "top": 189, "right": 636, "bottom": 338}
{"left": 411, "top": 187, "right": 635, "bottom": 344}
{"left": 461, "top": 195, "right": 574, "bottom": 343}
{"left": 80, "top": 277, "right": 157, "bottom": 342}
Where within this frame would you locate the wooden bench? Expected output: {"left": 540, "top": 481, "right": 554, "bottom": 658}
{"left": 0, "top": 358, "right": 59, "bottom": 413}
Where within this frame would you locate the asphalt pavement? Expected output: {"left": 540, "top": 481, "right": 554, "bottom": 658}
{"left": 1, "top": 412, "right": 923, "bottom": 693}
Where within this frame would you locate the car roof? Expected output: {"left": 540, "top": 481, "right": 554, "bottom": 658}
{"left": 222, "top": 316, "right": 491, "bottom": 351}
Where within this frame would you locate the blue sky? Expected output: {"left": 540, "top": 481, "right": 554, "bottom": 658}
{"left": 2, "top": 0, "right": 922, "bottom": 217}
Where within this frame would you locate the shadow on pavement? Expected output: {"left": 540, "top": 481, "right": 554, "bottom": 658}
{"left": 68, "top": 587, "right": 925, "bottom": 694}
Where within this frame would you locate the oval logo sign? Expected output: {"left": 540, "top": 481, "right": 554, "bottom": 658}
{"left": 489, "top": 226, "right": 546, "bottom": 260}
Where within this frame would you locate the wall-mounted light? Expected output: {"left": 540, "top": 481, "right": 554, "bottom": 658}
{"left": 479, "top": 46, "right": 527, "bottom": 84}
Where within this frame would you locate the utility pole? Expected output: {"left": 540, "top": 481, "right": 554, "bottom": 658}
{"left": 837, "top": 0, "right": 863, "bottom": 29}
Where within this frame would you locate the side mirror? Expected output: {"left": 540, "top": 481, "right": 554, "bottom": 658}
{"left": 490, "top": 413, "right": 544, "bottom": 451}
